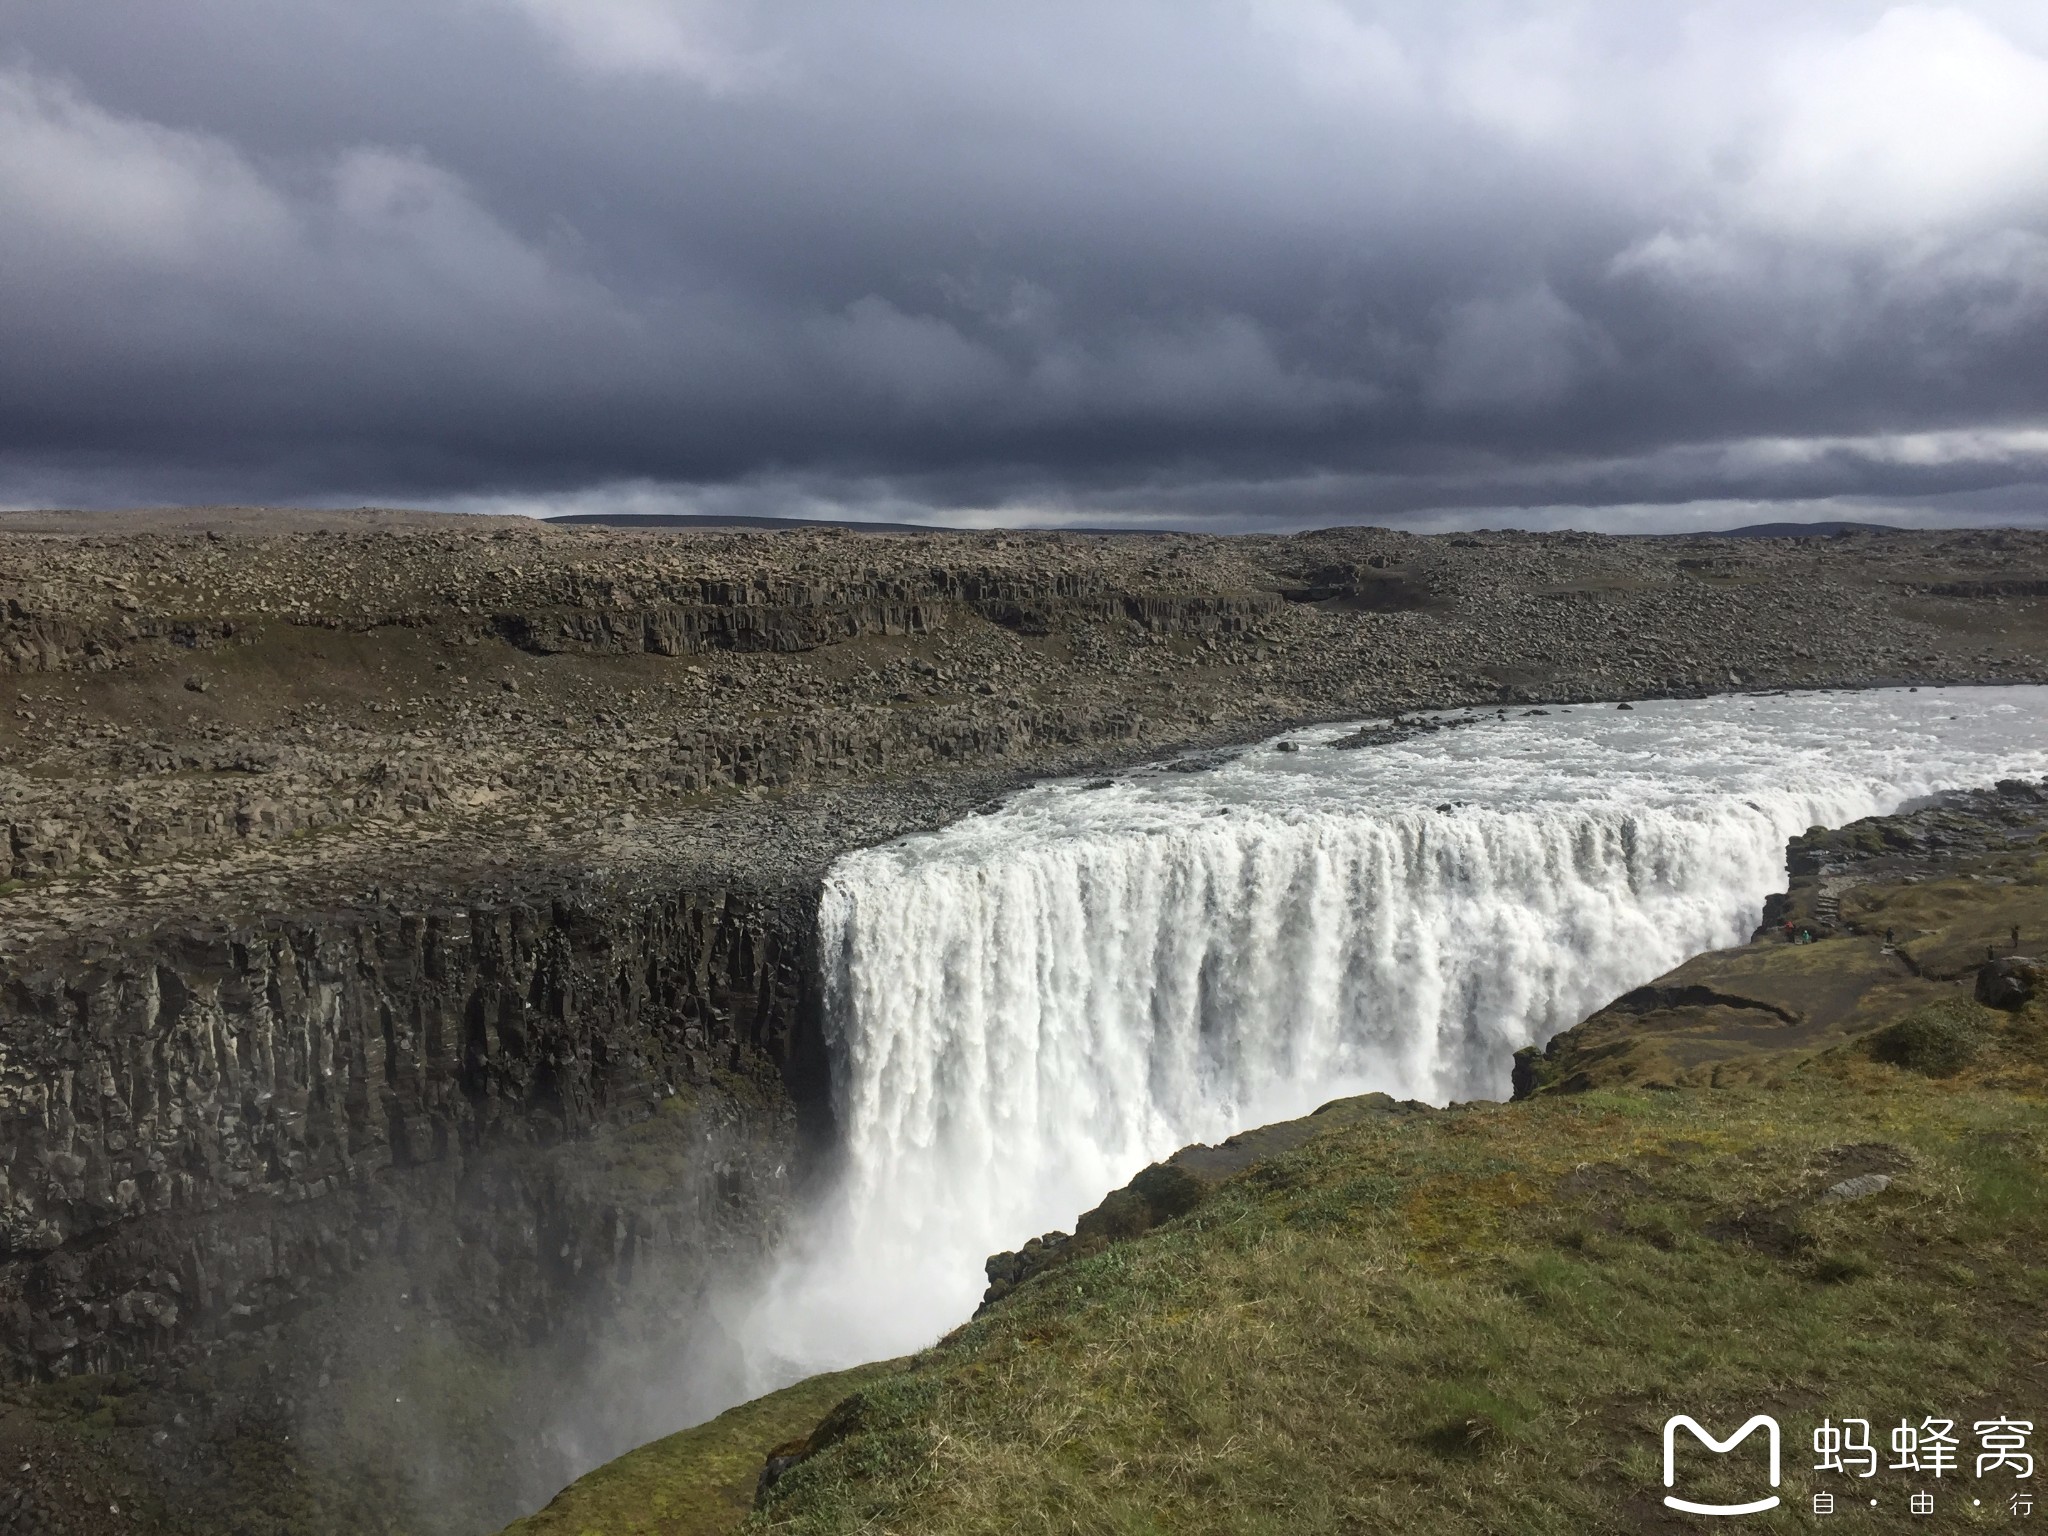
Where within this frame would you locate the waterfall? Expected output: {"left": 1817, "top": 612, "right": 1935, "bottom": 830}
{"left": 736, "top": 687, "right": 2048, "bottom": 1381}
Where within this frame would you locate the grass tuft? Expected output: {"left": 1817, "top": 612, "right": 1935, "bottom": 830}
{"left": 1865, "top": 997, "right": 1994, "bottom": 1077}
{"left": 1808, "top": 1249, "right": 1875, "bottom": 1284}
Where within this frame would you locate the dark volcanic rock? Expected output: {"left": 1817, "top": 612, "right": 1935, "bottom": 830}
{"left": 0, "top": 882, "right": 816, "bottom": 1381}
{"left": 1977, "top": 956, "right": 2047, "bottom": 1011}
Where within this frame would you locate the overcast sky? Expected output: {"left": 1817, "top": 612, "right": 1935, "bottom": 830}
{"left": 4, "top": 2, "right": 2047, "bottom": 531}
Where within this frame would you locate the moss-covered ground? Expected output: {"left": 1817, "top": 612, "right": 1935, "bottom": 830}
{"left": 502, "top": 1361, "right": 903, "bottom": 1536}
{"left": 742, "top": 1015, "right": 2047, "bottom": 1533}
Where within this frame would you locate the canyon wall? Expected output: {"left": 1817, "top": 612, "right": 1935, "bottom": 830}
{"left": 0, "top": 879, "right": 820, "bottom": 1383}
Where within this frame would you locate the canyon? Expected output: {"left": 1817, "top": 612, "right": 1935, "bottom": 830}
{"left": 4, "top": 509, "right": 2048, "bottom": 1534}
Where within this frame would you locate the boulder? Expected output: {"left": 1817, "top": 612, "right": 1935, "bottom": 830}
{"left": 1976, "top": 956, "right": 2047, "bottom": 1011}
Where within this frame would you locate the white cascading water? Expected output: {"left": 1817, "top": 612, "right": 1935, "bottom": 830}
{"left": 732, "top": 686, "right": 2048, "bottom": 1384}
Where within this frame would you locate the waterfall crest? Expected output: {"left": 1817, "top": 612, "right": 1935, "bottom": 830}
{"left": 743, "top": 687, "right": 2048, "bottom": 1378}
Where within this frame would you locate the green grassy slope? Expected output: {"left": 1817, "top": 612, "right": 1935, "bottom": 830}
{"left": 744, "top": 1022, "right": 2048, "bottom": 1534}
{"left": 501, "top": 1362, "right": 904, "bottom": 1536}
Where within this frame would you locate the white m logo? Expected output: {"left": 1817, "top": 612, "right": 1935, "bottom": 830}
{"left": 1663, "top": 1414, "right": 1782, "bottom": 1516}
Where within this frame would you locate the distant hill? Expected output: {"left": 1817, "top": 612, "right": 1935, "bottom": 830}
{"left": 547, "top": 512, "right": 951, "bottom": 533}
{"left": 548, "top": 512, "right": 1927, "bottom": 540}
{"left": 1692, "top": 520, "right": 1909, "bottom": 538}
{"left": 545, "top": 512, "right": 1169, "bottom": 536}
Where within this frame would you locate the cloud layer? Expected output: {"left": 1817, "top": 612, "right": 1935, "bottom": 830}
{"left": 4, "top": 1, "right": 2047, "bottom": 528}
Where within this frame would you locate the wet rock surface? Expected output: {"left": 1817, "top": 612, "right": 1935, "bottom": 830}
{"left": 0, "top": 877, "right": 811, "bottom": 1532}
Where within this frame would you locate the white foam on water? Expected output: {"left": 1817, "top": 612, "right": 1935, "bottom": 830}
{"left": 733, "top": 687, "right": 2048, "bottom": 1383}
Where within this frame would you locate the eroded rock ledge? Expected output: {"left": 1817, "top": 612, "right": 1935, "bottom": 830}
{"left": 1515, "top": 776, "right": 2048, "bottom": 1097}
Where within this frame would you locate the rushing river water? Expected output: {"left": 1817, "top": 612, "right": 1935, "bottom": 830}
{"left": 732, "top": 686, "right": 2048, "bottom": 1384}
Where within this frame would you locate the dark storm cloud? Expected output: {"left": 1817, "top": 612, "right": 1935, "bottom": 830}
{"left": 3, "top": 1, "right": 2047, "bottom": 527}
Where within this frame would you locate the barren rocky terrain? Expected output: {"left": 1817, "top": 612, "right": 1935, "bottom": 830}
{"left": 8, "top": 510, "right": 2047, "bottom": 947}
{"left": 3, "top": 508, "right": 2048, "bottom": 1534}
